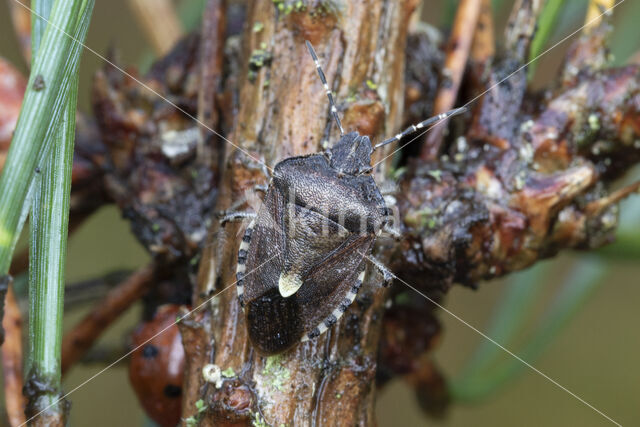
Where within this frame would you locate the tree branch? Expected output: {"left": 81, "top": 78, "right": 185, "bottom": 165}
{"left": 185, "top": 0, "right": 418, "bottom": 424}
{"left": 60, "top": 264, "right": 154, "bottom": 374}
{"left": 421, "top": 0, "right": 482, "bottom": 160}
{"left": 127, "top": 0, "right": 184, "bottom": 55}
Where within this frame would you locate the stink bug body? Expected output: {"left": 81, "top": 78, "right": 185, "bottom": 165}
{"left": 231, "top": 42, "right": 465, "bottom": 355}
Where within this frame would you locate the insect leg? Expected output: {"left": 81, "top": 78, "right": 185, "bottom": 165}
{"left": 366, "top": 255, "right": 395, "bottom": 286}
{"left": 305, "top": 40, "right": 344, "bottom": 136}
{"left": 253, "top": 184, "right": 269, "bottom": 193}
{"left": 380, "top": 187, "right": 396, "bottom": 197}
{"left": 236, "top": 219, "right": 255, "bottom": 308}
{"left": 219, "top": 211, "right": 257, "bottom": 225}
{"left": 380, "top": 225, "right": 402, "bottom": 240}
{"left": 374, "top": 106, "right": 468, "bottom": 150}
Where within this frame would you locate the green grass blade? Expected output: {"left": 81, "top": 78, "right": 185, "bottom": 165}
{"left": 26, "top": 0, "right": 57, "bottom": 379}
{"left": 0, "top": 0, "right": 93, "bottom": 274}
{"left": 596, "top": 230, "right": 640, "bottom": 261}
{"left": 27, "top": 77, "right": 78, "bottom": 409}
{"left": 32, "top": 0, "right": 54, "bottom": 56}
{"left": 527, "top": 0, "right": 566, "bottom": 80}
{"left": 451, "top": 258, "right": 606, "bottom": 401}
{"left": 452, "top": 262, "right": 553, "bottom": 384}
{"left": 177, "top": 0, "right": 208, "bottom": 30}
{"left": 610, "top": 0, "right": 640, "bottom": 64}
{"left": 22, "top": 0, "right": 95, "bottom": 419}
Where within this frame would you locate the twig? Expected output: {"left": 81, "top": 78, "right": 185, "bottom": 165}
{"left": 63, "top": 269, "right": 133, "bottom": 309}
{"left": 561, "top": 0, "right": 614, "bottom": 86}
{"left": 197, "top": 0, "right": 226, "bottom": 170}
{"left": 1, "top": 281, "right": 26, "bottom": 427}
{"left": 395, "top": 64, "right": 640, "bottom": 290}
{"left": 127, "top": 0, "right": 184, "bottom": 55}
{"left": 504, "top": 0, "right": 544, "bottom": 62}
{"left": 585, "top": 181, "right": 640, "bottom": 215}
{"left": 421, "top": 0, "right": 481, "bottom": 160}
{"left": 469, "top": 0, "right": 495, "bottom": 88}
{"left": 60, "top": 264, "right": 154, "bottom": 374}
{"left": 467, "top": 0, "right": 543, "bottom": 149}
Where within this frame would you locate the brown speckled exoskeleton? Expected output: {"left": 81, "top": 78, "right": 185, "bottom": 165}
{"left": 225, "top": 41, "right": 465, "bottom": 355}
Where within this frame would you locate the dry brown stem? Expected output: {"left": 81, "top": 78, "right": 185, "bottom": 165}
{"left": 128, "top": 0, "right": 184, "bottom": 55}
{"left": 5, "top": 0, "right": 31, "bottom": 64}
{"left": 421, "top": 0, "right": 482, "bottom": 160}
{"left": 469, "top": 0, "right": 495, "bottom": 86}
{"left": 60, "top": 265, "right": 154, "bottom": 374}
{"left": 504, "top": 0, "right": 544, "bottom": 62}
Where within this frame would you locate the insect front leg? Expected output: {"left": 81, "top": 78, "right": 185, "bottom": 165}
{"left": 377, "top": 205, "right": 402, "bottom": 240}
{"left": 221, "top": 164, "right": 270, "bottom": 224}
{"left": 253, "top": 183, "right": 269, "bottom": 193}
{"left": 381, "top": 225, "right": 402, "bottom": 240}
{"left": 219, "top": 211, "right": 257, "bottom": 225}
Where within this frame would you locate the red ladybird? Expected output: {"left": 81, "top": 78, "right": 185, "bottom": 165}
{"left": 0, "top": 58, "right": 27, "bottom": 169}
{"left": 129, "top": 305, "right": 185, "bottom": 427}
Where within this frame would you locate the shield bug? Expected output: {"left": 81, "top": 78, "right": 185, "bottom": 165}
{"left": 227, "top": 41, "right": 465, "bottom": 355}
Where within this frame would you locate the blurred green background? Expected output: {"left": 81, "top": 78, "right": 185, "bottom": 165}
{"left": 1, "top": 0, "right": 639, "bottom": 425}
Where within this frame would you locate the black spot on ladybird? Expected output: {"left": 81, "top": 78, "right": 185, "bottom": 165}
{"left": 163, "top": 384, "right": 182, "bottom": 398}
{"left": 142, "top": 344, "right": 159, "bottom": 359}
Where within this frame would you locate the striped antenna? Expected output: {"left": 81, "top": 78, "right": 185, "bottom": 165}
{"left": 306, "top": 40, "right": 344, "bottom": 136}
{"left": 373, "top": 107, "right": 468, "bottom": 150}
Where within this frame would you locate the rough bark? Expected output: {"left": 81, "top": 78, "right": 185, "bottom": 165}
{"left": 391, "top": 10, "right": 640, "bottom": 294}
{"left": 184, "top": 1, "right": 418, "bottom": 425}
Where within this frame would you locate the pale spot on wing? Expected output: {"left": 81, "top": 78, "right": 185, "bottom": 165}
{"left": 278, "top": 272, "right": 303, "bottom": 298}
